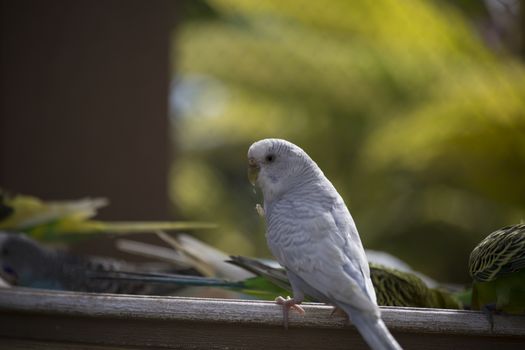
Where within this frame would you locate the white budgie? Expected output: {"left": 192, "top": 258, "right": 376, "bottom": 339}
{"left": 248, "top": 139, "right": 402, "bottom": 350}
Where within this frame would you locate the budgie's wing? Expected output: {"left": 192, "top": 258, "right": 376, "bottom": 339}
{"left": 268, "top": 210, "right": 377, "bottom": 315}
{"left": 370, "top": 263, "right": 462, "bottom": 309}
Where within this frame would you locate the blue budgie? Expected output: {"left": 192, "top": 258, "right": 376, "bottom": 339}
{"left": 247, "top": 139, "right": 402, "bottom": 350}
{"left": 0, "top": 231, "right": 184, "bottom": 295}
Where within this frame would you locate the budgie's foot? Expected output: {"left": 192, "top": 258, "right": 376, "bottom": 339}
{"left": 275, "top": 296, "right": 305, "bottom": 329}
{"left": 481, "top": 304, "right": 499, "bottom": 331}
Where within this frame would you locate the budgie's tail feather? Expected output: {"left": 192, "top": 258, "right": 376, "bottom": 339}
{"left": 346, "top": 307, "right": 402, "bottom": 350}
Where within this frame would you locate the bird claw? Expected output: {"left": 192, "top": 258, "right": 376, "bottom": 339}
{"left": 275, "top": 296, "right": 305, "bottom": 329}
{"left": 275, "top": 296, "right": 305, "bottom": 315}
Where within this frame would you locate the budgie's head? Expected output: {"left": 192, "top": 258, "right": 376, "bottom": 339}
{"left": 248, "top": 139, "right": 321, "bottom": 201}
{"left": 0, "top": 232, "right": 48, "bottom": 286}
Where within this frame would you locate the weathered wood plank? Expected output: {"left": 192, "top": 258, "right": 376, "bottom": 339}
{"left": 0, "top": 338, "right": 134, "bottom": 350}
{"left": 0, "top": 287, "right": 524, "bottom": 349}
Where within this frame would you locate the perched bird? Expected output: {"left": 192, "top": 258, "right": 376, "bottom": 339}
{"left": 469, "top": 224, "right": 525, "bottom": 314}
{"left": 0, "top": 231, "right": 187, "bottom": 295}
{"left": 247, "top": 139, "right": 402, "bottom": 350}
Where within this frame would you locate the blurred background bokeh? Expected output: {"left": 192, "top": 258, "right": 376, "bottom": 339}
{"left": 170, "top": 0, "right": 525, "bottom": 284}
{"left": 1, "top": 0, "right": 524, "bottom": 286}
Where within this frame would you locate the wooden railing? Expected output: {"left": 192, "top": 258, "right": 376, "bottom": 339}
{"left": 0, "top": 287, "right": 524, "bottom": 349}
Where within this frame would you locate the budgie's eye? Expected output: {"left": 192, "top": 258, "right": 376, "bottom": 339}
{"left": 266, "top": 154, "right": 275, "bottom": 163}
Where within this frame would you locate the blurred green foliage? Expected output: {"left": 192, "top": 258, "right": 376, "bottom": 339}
{"left": 170, "top": 0, "right": 525, "bottom": 284}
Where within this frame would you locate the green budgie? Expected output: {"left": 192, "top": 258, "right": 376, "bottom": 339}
{"left": 369, "top": 264, "right": 461, "bottom": 309}
{"left": 469, "top": 224, "right": 525, "bottom": 314}
{"left": 0, "top": 191, "right": 215, "bottom": 241}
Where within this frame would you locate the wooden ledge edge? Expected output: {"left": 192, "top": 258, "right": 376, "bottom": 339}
{"left": 0, "top": 287, "right": 524, "bottom": 337}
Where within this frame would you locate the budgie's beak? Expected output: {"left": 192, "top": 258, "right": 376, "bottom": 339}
{"left": 248, "top": 158, "right": 260, "bottom": 186}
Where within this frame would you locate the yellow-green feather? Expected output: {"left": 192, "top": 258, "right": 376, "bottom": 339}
{"left": 0, "top": 192, "right": 216, "bottom": 242}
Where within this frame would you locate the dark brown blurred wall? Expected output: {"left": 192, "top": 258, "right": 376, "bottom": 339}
{"left": 0, "top": 0, "right": 177, "bottom": 219}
